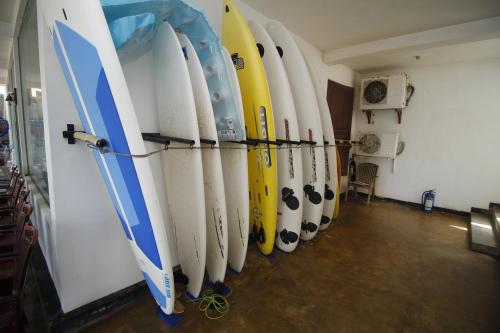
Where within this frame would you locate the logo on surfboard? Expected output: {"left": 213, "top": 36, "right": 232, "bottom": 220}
{"left": 309, "top": 129, "right": 317, "bottom": 182}
{"left": 259, "top": 106, "right": 272, "bottom": 168}
{"left": 285, "top": 119, "right": 294, "bottom": 178}
{"left": 231, "top": 53, "right": 245, "bottom": 70}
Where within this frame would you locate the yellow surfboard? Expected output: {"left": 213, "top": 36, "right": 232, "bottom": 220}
{"left": 222, "top": 0, "right": 277, "bottom": 255}
{"left": 333, "top": 147, "right": 341, "bottom": 220}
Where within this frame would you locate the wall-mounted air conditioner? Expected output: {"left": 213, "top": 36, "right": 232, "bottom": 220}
{"left": 360, "top": 73, "right": 410, "bottom": 110}
{"left": 357, "top": 132, "right": 400, "bottom": 159}
{"left": 355, "top": 131, "right": 403, "bottom": 172}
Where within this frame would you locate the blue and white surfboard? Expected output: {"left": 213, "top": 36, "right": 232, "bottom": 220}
{"left": 41, "top": 0, "right": 175, "bottom": 315}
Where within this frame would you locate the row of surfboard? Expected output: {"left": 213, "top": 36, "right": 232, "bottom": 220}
{"left": 42, "top": 0, "right": 340, "bottom": 315}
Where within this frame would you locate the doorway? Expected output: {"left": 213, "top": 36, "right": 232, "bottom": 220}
{"left": 327, "top": 80, "right": 354, "bottom": 176}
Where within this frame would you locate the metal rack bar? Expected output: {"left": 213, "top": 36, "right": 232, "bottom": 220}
{"left": 142, "top": 133, "right": 195, "bottom": 146}
{"left": 276, "top": 139, "right": 302, "bottom": 145}
{"left": 200, "top": 138, "right": 217, "bottom": 145}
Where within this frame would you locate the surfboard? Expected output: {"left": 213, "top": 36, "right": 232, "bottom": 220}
{"left": 41, "top": 0, "right": 175, "bottom": 314}
{"left": 248, "top": 21, "right": 303, "bottom": 253}
{"left": 302, "top": 53, "right": 338, "bottom": 231}
{"left": 177, "top": 32, "right": 228, "bottom": 284}
{"left": 267, "top": 21, "right": 325, "bottom": 241}
{"left": 222, "top": 0, "right": 278, "bottom": 255}
{"left": 220, "top": 48, "right": 250, "bottom": 272}
{"left": 153, "top": 22, "right": 206, "bottom": 298}
{"left": 100, "top": 0, "right": 246, "bottom": 142}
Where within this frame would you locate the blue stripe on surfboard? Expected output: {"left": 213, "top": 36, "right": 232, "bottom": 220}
{"left": 95, "top": 68, "right": 159, "bottom": 249}
{"left": 53, "top": 26, "right": 133, "bottom": 243}
{"left": 143, "top": 271, "right": 166, "bottom": 308}
{"left": 54, "top": 20, "right": 162, "bottom": 269}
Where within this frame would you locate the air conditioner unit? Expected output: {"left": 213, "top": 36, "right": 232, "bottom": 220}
{"left": 356, "top": 132, "right": 400, "bottom": 159}
{"left": 360, "top": 73, "right": 410, "bottom": 110}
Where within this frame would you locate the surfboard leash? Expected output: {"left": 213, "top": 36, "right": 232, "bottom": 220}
{"left": 184, "top": 291, "right": 230, "bottom": 320}
{"left": 197, "top": 291, "right": 230, "bottom": 320}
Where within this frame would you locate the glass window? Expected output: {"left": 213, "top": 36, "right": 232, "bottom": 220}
{"left": 5, "top": 69, "right": 22, "bottom": 169}
{"left": 6, "top": 101, "right": 21, "bottom": 168}
{"left": 18, "top": 0, "right": 49, "bottom": 200}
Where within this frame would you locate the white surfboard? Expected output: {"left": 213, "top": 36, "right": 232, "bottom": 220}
{"left": 267, "top": 21, "right": 325, "bottom": 241}
{"left": 177, "top": 33, "right": 228, "bottom": 284}
{"left": 220, "top": 48, "right": 249, "bottom": 272}
{"left": 153, "top": 22, "right": 206, "bottom": 298}
{"left": 41, "top": 0, "right": 175, "bottom": 314}
{"left": 302, "top": 52, "right": 338, "bottom": 231}
{"left": 248, "top": 21, "right": 303, "bottom": 252}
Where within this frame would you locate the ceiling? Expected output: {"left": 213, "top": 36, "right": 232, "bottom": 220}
{"left": 1, "top": 0, "right": 499, "bottom": 83}
{"left": 0, "top": 0, "right": 21, "bottom": 84}
{"left": 352, "top": 37, "right": 500, "bottom": 73}
{"left": 243, "top": 0, "right": 500, "bottom": 51}
{"left": 243, "top": 0, "right": 500, "bottom": 71}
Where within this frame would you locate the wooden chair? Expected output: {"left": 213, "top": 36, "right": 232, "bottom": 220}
{"left": 0, "top": 224, "right": 38, "bottom": 332}
{"left": 345, "top": 162, "right": 378, "bottom": 205}
{"left": 0, "top": 178, "right": 24, "bottom": 209}
{"left": 0, "top": 188, "right": 30, "bottom": 222}
{"left": 0, "top": 171, "right": 20, "bottom": 193}
{"left": 0, "top": 203, "right": 33, "bottom": 254}
{"left": 0, "top": 166, "right": 17, "bottom": 184}
{"left": 0, "top": 147, "right": 11, "bottom": 167}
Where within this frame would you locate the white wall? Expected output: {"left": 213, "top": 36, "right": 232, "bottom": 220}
{"left": 352, "top": 59, "right": 500, "bottom": 211}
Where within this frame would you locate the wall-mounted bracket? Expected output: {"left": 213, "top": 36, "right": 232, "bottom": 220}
{"left": 63, "top": 124, "right": 107, "bottom": 148}
{"left": 142, "top": 133, "right": 195, "bottom": 146}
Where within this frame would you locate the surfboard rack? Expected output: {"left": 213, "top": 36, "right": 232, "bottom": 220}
{"left": 142, "top": 133, "right": 195, "bottom": 146}
{"left": 276, "top": 139, "right": 302, "bottom": 145}
{"left": 200, "top": 138, "right": 217, "bottom": 146}
{"left": 230, "top": 138, "right": 282, "bottom": 146}
{"left": 300, "top": 139, "right": 317, "bottom": 146}
{"left": 62, "top": 124, "right": 107, "bottom": 148}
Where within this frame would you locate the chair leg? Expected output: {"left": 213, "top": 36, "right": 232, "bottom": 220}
{"left": 367, "top": 186, "right": 372, "bottom": 206}
{"left": 345, "top": 185, "right": 349, "bottom": 202}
